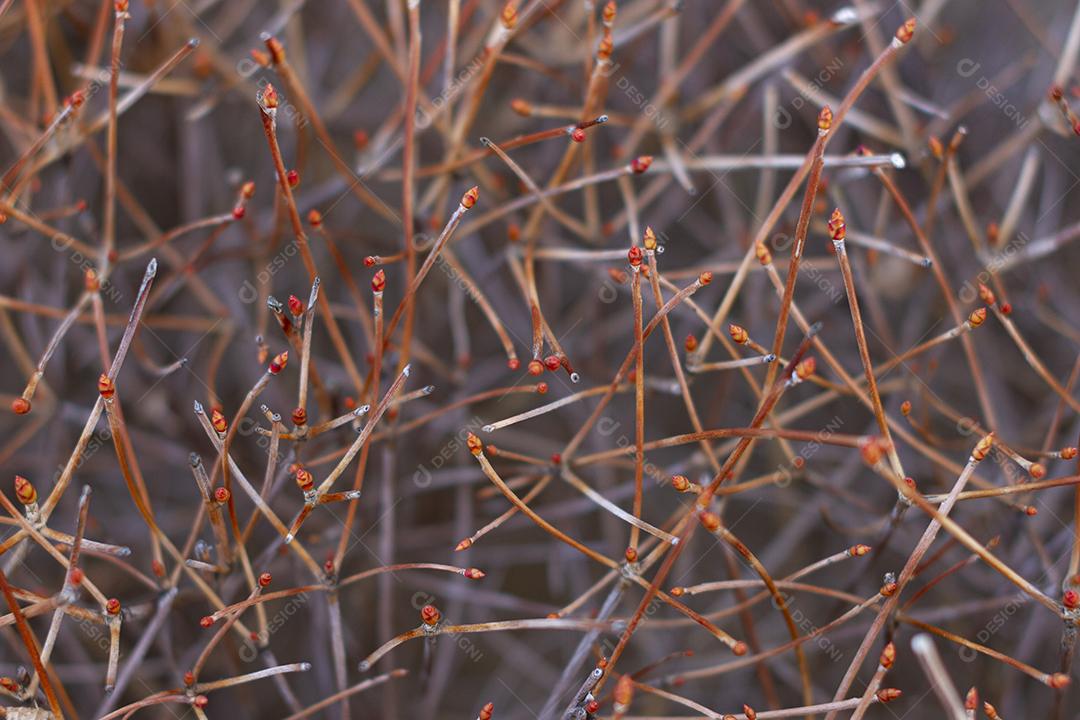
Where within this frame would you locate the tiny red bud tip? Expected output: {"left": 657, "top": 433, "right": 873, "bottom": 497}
{"left": 631, "top": 155, "right": 653, "bottom": 174}
{"left": 1049, "top": 673, "right": 1071, "bottom": 689}
{"left": 527, "top": 359, "right": 544, "bottom": 376}
{"left": 11, "top": 398, "right": 30, "bottom": 415}
{"left": 570, "top": 127, "right": 586, "bottom": 143}
{"left": 295, "top": 467, "right": 314, "bottom": 492}
{"left": 258, "top": 572, "right": 272, "bottom": 587}
{"left": 895, "top": 18, "right": 916, "bottom": 44}
{"left": 421, "top": 604, "right": 441, "bottom": 626}
{"left": 372, "top": 269, "right": 386, "bottom": 293}
{"left": 287, "top": 295, "right": 304, "bottom": 316}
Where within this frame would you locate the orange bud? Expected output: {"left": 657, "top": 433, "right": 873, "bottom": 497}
{"left": 643, "top": 227, "right": 657, "bottom": 251}
{"left": 699, "top": 511, "right": 721, "bottom": 532}
{"left": 877, "top": 688, "right": 902, "bottom": 702}
{"left": 602, "top": 0, "right": 616, "bottom": 25}
{"left": 500, "top": 3, "right": 517, "bottom": 29}
{"left": 894, "top": 18, "right": 916, "bottom": 44}
{"left": 467, "top": 433, "right": 483, "bottom": 456}
{"left": 755, "top": 241, "right": 772, "bottom": 265}
{"left": 261, "top": 83, "right": 279, "bottom": 109}
{"left": 729, "top": 324, "right": 749, "bottom": 345}
{"left": 613, "top": 674, "right": 633, "bottom": 708}
{"left": 880, "top": 642, "right": 895, "bottom": 669}
{"left": 510, "top": 98, "right": 532, "bottom": 116}
{"left": 14, "top": 476, "right": 36, "bottom": 505}
{"left": 827, "top": 208, "right": 846, "bottom": 242}
{"left": 98, "top": 373, "right": 115, "bottom": 398}
{"left": 817, "top": 105, "right": 833, "bottom": 132}
{"left": 269, "top": 350, "right": 288, "bottom": 374}
{"left": 211, "top": 408, "right": 227, "bottom": 434}
{"left": 597, "top": 29, "right": 613, "bottom": 60}
{"left": 461, "top": 186, "right": 480, "bottom": 209}
{"left": 968, "top": 307, "right": 987, "bottom": 327}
